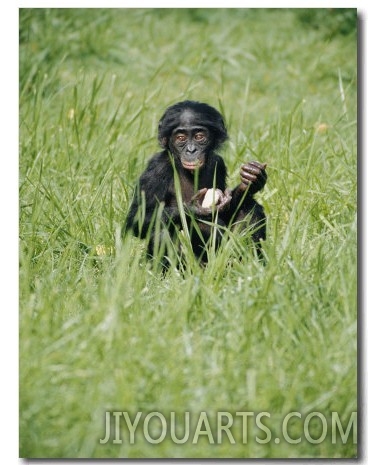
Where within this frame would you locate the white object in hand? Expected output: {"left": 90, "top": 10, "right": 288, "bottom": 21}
{"left": 201, "top": 189, "right": 222, "bottom": 208}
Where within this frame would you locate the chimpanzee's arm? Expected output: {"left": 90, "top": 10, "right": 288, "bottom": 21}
{"left": 227, "top": 161, "right": 266, "bottom": 205}
{"left": 224, "top": 161, "right": 267, "bottom": 243}
{"left": 124, "top": 152, "right": 179, "bottom": 238}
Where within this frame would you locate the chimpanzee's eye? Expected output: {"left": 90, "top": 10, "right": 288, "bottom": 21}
{"left": 194, "top": 132, "right": 206, "bottom": 142}
{"left": 175, "top": 134, "right": 187, "bottom": 143}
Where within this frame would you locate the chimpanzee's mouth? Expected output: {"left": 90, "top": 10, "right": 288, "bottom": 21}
{"left": 182, "top": 161, "right": 203, "bottom": 171}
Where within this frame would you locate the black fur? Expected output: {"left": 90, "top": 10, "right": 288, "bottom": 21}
{"left": 124, "top": 101, "right": 266, "bottom": 267}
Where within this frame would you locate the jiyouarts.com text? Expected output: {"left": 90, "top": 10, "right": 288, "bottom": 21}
{"left": 99, "top": 410, "right": 357, "bottom": 445}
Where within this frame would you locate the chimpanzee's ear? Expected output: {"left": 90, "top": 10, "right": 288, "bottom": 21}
{"left": 159, "top": 137, "right": 168, "bottom": 149}
{"left": 157, "top": 117, "right": 168, "bottom": 148}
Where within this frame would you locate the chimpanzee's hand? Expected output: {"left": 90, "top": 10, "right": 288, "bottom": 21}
{"left": 188, "top": 188, "right": 232, "bottom": 216}
{"left": 239, "top": 161, "right": 267, "bottom": 193}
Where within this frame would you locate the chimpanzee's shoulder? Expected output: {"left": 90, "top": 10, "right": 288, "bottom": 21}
{"left": 143, "top": 151, "right": 172, "bottom": 173}
{"left": 137, "top": 151, "right": 174, "bottom": 188}
{"left": 144, "top": 150, "right": 168, "bottom": 166}
{"left": 211, "top": 153, "right": 227, "bottom": 174}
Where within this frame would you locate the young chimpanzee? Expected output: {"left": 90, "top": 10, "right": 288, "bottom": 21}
{"left": 124, "top": 100, "right": 267, "bottom": 268}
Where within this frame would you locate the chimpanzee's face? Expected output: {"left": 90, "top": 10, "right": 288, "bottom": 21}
{"left": 169, "top": 110, "right": 211, "bottom": 171}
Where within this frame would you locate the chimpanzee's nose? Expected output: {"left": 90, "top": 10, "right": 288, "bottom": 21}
{"left": 186, "top": 144, "right": 197, "bottom": 154}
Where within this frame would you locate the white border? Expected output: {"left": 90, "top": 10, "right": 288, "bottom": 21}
{"left": 5, "top": 2, "right": 381, "bottom": 464}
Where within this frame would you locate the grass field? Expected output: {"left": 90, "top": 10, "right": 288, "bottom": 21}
{"left": 19, "top": 8, "right": 357, "bottom": 458}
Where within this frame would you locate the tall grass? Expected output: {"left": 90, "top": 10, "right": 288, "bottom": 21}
{"left": 19, "top": 8, "right": 357, "bottom": 458}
